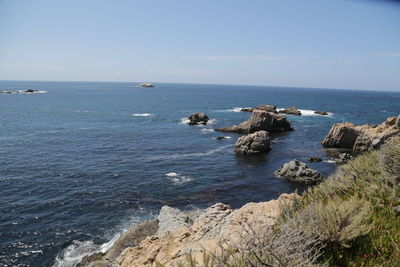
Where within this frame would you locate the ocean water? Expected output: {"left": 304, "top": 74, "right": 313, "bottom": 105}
{"left": 0, "top": 81, "right": 399, "bottom": 266}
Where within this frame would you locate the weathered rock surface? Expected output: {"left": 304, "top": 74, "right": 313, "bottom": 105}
{"left": 234, "top": 130, "right": 271, "bottom": 154}
{"left": 335, "top": 152, "right": 354, "bottom": 164}
{"left": 157, "top": 206, "right": 192, "bottom": 235}
{"left": 314, "top": 111, "right": 328, "bottom": 115}
{"left": 215, "top": 110, "right": 293, "bottom": 133}
{"left": 323, "top": 116, "right": 400, "bottom": 152}
{"left": 278, "top": 107, "right": 302, "bottom": 115}
{"left": 274, "top": 160, "right": 323, "bottom": 184}
{"left": 188, "top": 112, "right": 209, "bottom": 125}
{"left": 115, "top": 193, "right": 298, "bottom": 267}
{"left": 241, "top": 105, "right": 277, "bottom": 113}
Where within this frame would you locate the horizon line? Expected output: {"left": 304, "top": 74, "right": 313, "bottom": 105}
{"left": 0, "top": 79, "right": 399, "bottom": 93}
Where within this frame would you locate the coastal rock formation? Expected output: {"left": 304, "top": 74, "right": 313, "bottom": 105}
{"left": 314, "top": 111, "right": 328, "bottom": 115}
{"left": 241, "top": 104, "right": 277, "bottom": 113}
{"left": 234, "top": 130, "right": 271, "bottom": 154}
{"left": 307, "top": 157, "right": 323, "bottom": 162}
{"left": 278, "top": 106, "right": 302, "bottom": 115}
{"left": 274, "top": 160, "right": 323, "bottom": 184}
{"left": 113, "top": 194, "right": 298, "bottom": 267}
{"left": 188, "top": 112, "right": 209, "bottom": 125}
{"left": 335, "top": 152, "right": 354, "bottom": 164}
{"left": 138, "top": 83, "right": 155, "bottom": 87}
{"left": 323, "top": 116, "right": 400, "bottom": 151}
{"left": 216, "top": 110, "right": 293, "bottom": 133}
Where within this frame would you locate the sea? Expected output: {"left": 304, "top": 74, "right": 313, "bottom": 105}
{"left": 0, "top": 81, "right": 399, "bottom": 266}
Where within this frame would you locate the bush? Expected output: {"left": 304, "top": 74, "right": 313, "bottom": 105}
{"left": 379, "top": 136, "right": 400, "bottom": 181}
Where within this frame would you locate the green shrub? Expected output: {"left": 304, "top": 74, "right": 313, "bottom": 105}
{"left": 379, "top": 136, "right": 400, "bottom": 181}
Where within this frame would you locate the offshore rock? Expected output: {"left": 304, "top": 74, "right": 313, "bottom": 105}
{"left": 278, "top": 106, "right": 302, "bottom": 115}
{"left": 188, "top": 112, "right": 209, "bottom": 125}
{"left": 234, "top": 130, "right": 271, "bottom": 154}
{"left": 323, "top": 116, "right": 400, "bottom": 151}
{"left": 215, "top": 110, "right": 293, "bottom": 133}
{"left": 274, "top": 160, "right": 323, "bottom": 184}
{"left": 241, "top": 104, "right": 277, "bottom": 113}
{"left": 314, "top": 111, "right": 328, "bottom": 115}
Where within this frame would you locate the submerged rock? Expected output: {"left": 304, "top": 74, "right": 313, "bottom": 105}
{"left": 274, "top": 160, "right": 323, "bottom": 184}
{"left": 307, "top": 157, "right": 323, "bottom": 162}
{"left": 314, "top": 111, "right": 328, "bottom": 115}
{"left": 323, "top": 116, "right": 400, "bottom": 152}
{"left": 234, "top": 130, "right": 271, "bottom": 154}
{"left": 188, "top": 112, "right": 209, "bottom": 125}
{"left": 241, "top": 105, "right": 277, "bottom": 113}
{"left": 215, "top": 110, "right": 293, "bottom": 133}
{"left": 0, "top": 90, "right": 12, "bottom": 94}
{"left": 278, "top": 106, "right": 302, "bottom": 115}
{"left": 215, "top": 136, "right": 226, "bottom": 140}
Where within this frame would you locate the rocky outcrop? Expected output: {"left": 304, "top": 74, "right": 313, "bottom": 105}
{"left": 307, "top": 157, "right": 322, "bottom": 162}
{"left": 274, "top": 160, "right": 323, "bottom": 184}
{"left": 314, "top": 111, "right": 328, "bottom": 115}
{"left": 115, "top": 194, "right": 298, "bottom": 267}
{"left": 234, "top": 130, "right": 271, "bottom": 154}
{"left": 241, "top": 105, "right": 277, "bottom": 113}
{"left": 188, "top": 112, "right": 209, "bottom": 125}
{"left": 138, "top": 83, "right": 155, "bottom": 87}
{"left": 278, "top": 107, "right": 301, "bottom": 115}
{"left": 335, "top": 152, "right": 354, "bottom": 164}
{"left": 215, "top": 110, "right": 293, "bottom": 133}
{"left": 323, "top": 116, "right": 400, "bottom": 152}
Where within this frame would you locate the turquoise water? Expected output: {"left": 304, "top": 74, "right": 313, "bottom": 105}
{"left": 0, "top": 81, "right": 399, "bottom": 266}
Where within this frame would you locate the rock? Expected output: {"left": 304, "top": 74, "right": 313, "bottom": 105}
{"left": 241, "top": 105, "right": 277, "bottom": 113}
{"left": 335, "top": 152, "right": 354, "bottom": 164}
{"left": 17, "top": 89, "right": 39, "bottom": 93}
{"left": 314, "top": 111, "right": 328, "bottom": 115}
{"left": 188, "top": 112, "right": 209, "bottom": 125}
{"left": 116, "top": 193, "right": 299, "bottom": 267}
{"left": 215, "top": 136, "right": 226, "bottom": 140}
{"left": 274, "top": 160, "right": 323, "bottom": 184}
{"left": 307, "top": 157, "right": 323, "bottom": 162}
{"left": 0, "top": 90, "right": 12, "bottom": 94}
{"left": 394, "top": 206, "right": 400, "bottom": 215}
{"left": 215, "top": 110, "right": 293, "bottom": 133}
{"left": 234, "top": 130, "right": 271, "bottom": 155}
{"left": 278, "top": 107, "right": 302, "bottom": 115}
{"left": 157, "top": 206, "right": 191, "bottom": 235}
{"left": 138, "top": 83, "right": 155, "bottom": 87}
{"left": 323, "top": 116, "right": 400, "bottom": 152}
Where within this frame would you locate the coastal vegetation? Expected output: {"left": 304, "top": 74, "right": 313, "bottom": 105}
{"left": 161, "top": 136, "right": 400, "bottom": 266}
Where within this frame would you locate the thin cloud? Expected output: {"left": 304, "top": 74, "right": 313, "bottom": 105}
{"left": 0, "top": 62, "right": 64, "bottom": 71}
{"left": 318, "top": 61, "right": 351, "bottom": 65}
{"left": 188, "top": 55, "right": 290, "bottom": 62}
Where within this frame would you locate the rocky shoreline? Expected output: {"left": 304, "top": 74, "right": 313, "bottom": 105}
{"left": 78, "top": 110, "right": 400, "bottom": 267}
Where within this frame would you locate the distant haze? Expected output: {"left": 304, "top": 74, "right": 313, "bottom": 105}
{"left": 0, "top": 0, "right": 399, "bottom": 91}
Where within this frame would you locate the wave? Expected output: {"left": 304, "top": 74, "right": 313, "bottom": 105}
{"left": 131, "top": 113, "right": 153, "bottom": 117}
{"left": 180, "top": 117, "right": 191, "bottom": 125}
{"left": 324, "top": 160, "right": 336, "bottom": 164}
{"left": 149, "top": 144, "right": 232, "bottom": 160}
{"left": 165, "top": 172, "right": 193, "bottom": 185}
{"left": 298, "top": 109, "right": 333, "bottom": 116}
{"left": 53, "top": 235, "right": 118, "bottom": 267}
{"left": 180, "top": 118, "right": 216, "bottom": 125}
{"left": 16, "top": 90, "right": 48, "bottom": 94}
{"left": 216, "top": 107, "right": 245, "bottom": 112}
{"left": 201, "top": 128, "right": 215, "bottom": 132}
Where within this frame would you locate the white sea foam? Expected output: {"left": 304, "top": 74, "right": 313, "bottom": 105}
{"left": 277, "top": 108, "right": 333, "bottom": 117}
{"left": 201, "top": 128, "right": 215, "bottom": 132}
{"left": 324, "top": 160, "right": 336, "bottom": 164}
{"left": 131, "top": 113, "right": 153, "bottom": 117}
{"left": 180, "top": 117, "right": 191, "bottom": 125}
{"left": 149, "top": 144, "right": 232, "bottom": 160}
{"left": 224, "top": 136, "right": 232, "bottom": 139}
{"left": 16, "top": 90, "right": 48, "bottom": 94}
{"left": 165, "top": 172, "right": 193, "bottom": 185}
{"left": 53, "top": 235, "right": 118, "bottom": 267}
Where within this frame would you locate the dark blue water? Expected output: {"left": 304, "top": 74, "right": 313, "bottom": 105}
{"left": 0, "top": 81, "right": 399, "bottom": 266}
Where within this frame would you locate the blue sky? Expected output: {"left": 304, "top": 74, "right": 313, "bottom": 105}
{"left": 0, "top": 0, "right": 399, "bottom": 90}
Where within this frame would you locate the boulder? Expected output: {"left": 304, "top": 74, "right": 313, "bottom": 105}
{"left": 278, "top": 107, "right": 302, "bottom": 115}
{"left": 307, "top": 157, "right": 323, "bottom": 162}
{"left": 314, "top": 111, "right": 328, "bottom": 115}
{"left": 274, "top": 160, "right": 323, "bottom": 184}
{"left": 188, "top": 112, "right": 209, "bottom": 125}
{"left": 241, "top": 105, "right": 277, "bottom": 113}
{"left": 335, "top": 152, "right": 353, "bottom": 164}
{"left": 323, "top": 116, "right": 400, "bottom": 152}
{"left": 215, "top": 136, "right": 226, "bottom": 140}
{"left": 215, "top": 110, "right": 293, "bottom": 133}
{"left": 234, "top": 130, "right": 271, "bottom": 155}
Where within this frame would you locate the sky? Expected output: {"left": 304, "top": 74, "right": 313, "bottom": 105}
{"left": 0, "top": 0, "right": 399, "bottom": 90}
